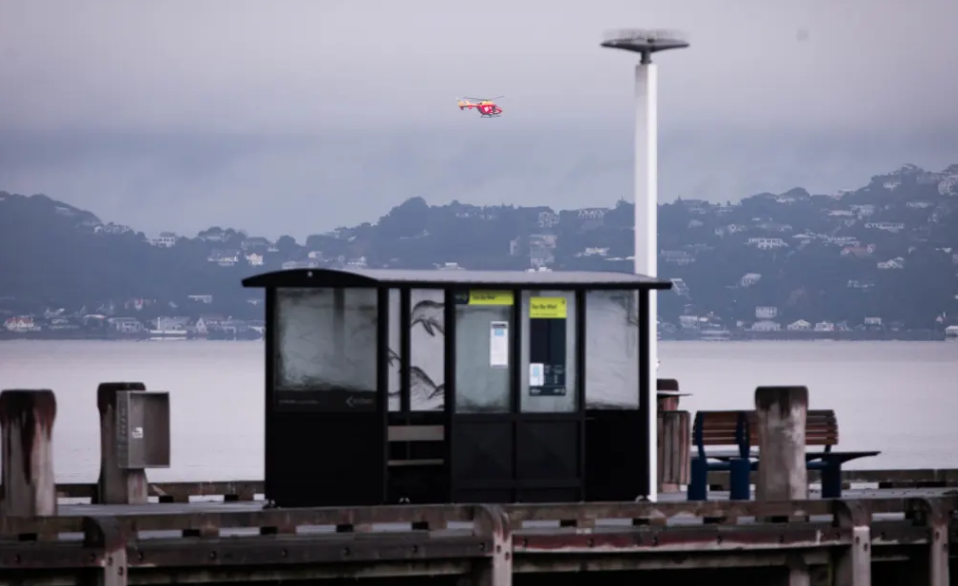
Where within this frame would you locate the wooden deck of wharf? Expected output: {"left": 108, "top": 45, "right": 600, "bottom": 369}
{"left": 2, "top": 385, "right": 957, "bottom": 585}
{"left": 2, "top": 488, "right": 958, "bottom": 585}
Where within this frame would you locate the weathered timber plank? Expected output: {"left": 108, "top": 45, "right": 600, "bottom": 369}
{"left": 4, "top": 496, "right": 958, "bottom": 540}
{"left": 514, "top": 523, "right": 848, "bottom": 553}
{"left": 513, "top": 550, "right": 833, "bottom": 573}
{"left": 503, "top": 499, "right": 834, "bottom": 527}
{"left": 55, "top": 481, "right": 264, "bottom": 502}
{"left": 115, "top": 560, "right": 473, "bottom": 584}
{"left": 129, "top": 533, "right": 492, "bottom": 567}
{"left": 0, "top": 503, "right": 473, "bottom": 538}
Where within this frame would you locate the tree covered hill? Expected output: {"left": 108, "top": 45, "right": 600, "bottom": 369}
{"left": 2, "top": 162, "right": 958, "bottom": 328}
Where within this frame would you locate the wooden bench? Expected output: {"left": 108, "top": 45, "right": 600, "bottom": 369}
{"left": 687, "top": 409, "right": 880, "bottom": 501}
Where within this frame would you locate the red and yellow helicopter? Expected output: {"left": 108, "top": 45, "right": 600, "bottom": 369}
{"left": 457, "top": 96, "right": 504, "bottom": 118}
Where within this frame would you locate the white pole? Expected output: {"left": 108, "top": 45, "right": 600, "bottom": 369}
{"left": 634, "top": 60, "right": 658, "bottom": 502}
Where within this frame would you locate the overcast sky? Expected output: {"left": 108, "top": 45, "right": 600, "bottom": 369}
{"left": 2, "top": 0, "right": 956, "bottom": 239}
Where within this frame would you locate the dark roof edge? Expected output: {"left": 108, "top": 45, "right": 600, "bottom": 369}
{"left": 242, "top": 269, "right": 379, "bottom": 288}
{"left": 242, "top": 268, "right": 674, "bottom": 291}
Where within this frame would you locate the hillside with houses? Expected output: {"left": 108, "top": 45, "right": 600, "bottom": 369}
{"left": 2, "top": 163, "right": 958, "bottom": 341}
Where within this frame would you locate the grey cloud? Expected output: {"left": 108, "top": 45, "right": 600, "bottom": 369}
{"left": 1, "top": 0, "right": 956, "bottom": 237}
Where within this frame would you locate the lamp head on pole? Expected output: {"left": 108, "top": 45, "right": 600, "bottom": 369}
{"left": 601, "top": 29, "right": 689, "bottom": 64}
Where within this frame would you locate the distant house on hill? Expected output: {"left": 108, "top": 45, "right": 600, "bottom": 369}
{"left": 151, "top": 232, "right": 178, "bottom": 247}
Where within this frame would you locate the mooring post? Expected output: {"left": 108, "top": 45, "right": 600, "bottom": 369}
{"left": 657, "top": 410, "right": 690, "bottom": 493}
{"left": 754, "top": 386, "right": 808, "bottom": 502}
{"left": 0, "top": 389, "right": 58, "bottom": 516}
{"left": 755, "top": 387, "right": 811, "bottom": 585}
{"left": 97, "top": 382, "right": 148, "bottom": 505}
{"left": 656, "top": 378, "right": 680, "bottom": 411}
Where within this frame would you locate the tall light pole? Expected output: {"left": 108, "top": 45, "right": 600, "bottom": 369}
{"left": 601, "top": 29, "right": 688, "bottom": 502}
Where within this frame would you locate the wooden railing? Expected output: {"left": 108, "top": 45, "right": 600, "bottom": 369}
{"left": 0, "top": 496, "right": 954, "bottom": 585}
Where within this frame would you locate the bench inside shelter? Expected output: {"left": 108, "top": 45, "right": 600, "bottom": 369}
{"left": 242, "top": 267, "right": 672, "bottom": 508}
{"left": 688, "top": 408, "right": 880, "bottom": 501}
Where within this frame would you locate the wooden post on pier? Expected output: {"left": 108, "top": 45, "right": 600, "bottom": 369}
{"left": 754, "top": 386, "right": 809, "bottom": 503}
{"left": 755, "top": 386, "right": 810, "bottom": 586}
{"left": 656, "top": 378, "right": 680, "bottom": 411}
{"left": 97, "top": 382, "right": 149, "bottom": 505}
{"left": 0, "top": 389, "right": 58, "bottom": 516}
{"left": 657, "top": 410, "right": 690, "bottom": 493}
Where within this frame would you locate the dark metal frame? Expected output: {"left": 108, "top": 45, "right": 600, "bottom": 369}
{"left": 263, "top": 288, "right": 276, "bottom": 500}
{"left": 575, "top": 289, "right": 588, "bottom": 491}
{"left": 399, "top": 288, "right": 412, "bottom": 415}
{"left": 375, "top": 287, "right": 391, "bottom": 499}
{"left": 638, "top": 289, "right": 652, "bottom": 491}
{"left": 243, "top": 268, "right": 671, "bottom": 507}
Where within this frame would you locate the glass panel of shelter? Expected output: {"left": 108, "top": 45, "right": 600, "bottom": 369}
{"left": 454, "top": 290, "right": 513, "bottom": 414}
{"left": 388, "top": 289, "right": 401, "bottom": 411}
{"left": 384, "top": 288, "right": 449, "bottom": 415}
{"left": 409, "top": 289, "right": 445, "bottom": 411}
{"left": 273, "top": 287, "right": 378, "bottom": 409}
{"left": 584, "top": 290, "right": 640, "bottom": 409}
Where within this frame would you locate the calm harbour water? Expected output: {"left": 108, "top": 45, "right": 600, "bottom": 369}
{"left": 0, "top": 340, "right": 955, "bottom": 482}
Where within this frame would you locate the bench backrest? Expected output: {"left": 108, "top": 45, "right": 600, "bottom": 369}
{"left": 692, "top": 410, "right": 750, "bottom": 458}
{"left": 693, "top": 409, "right": 838, "bottom": 458}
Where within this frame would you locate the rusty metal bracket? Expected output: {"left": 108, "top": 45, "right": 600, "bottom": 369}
{"left": 472, "top": 505, "right": 512, "bottom": 586}
{"left": 905, "top": 497, "right": 949, "bottom": 528}
{"left": 83, "top": 516, "right": 128, "bottom": 586}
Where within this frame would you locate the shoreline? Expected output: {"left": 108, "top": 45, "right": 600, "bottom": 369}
{"left": 0, "top": 332, "right": 264, "bottom": 342}
{"left": 661, "top": 328, "right": 949, "bottom": 342}
{"left": 1, "top": 334, "right": 953, "bottom": 342}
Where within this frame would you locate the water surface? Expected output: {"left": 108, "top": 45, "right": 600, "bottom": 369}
{"left": 1, "top": 340, "right": 954, "bottom": 481}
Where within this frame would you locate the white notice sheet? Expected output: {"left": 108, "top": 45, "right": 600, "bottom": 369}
{"left": 490, "top": 321, "right": 509, "bottom": 367}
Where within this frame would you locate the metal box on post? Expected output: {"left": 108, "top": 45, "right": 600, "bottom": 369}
{"left": 115, "top": 391, "right": 171, "bottom": 469}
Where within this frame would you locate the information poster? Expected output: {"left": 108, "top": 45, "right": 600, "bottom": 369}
{"left": 489, "top": 321, "right": 509, "bottom": 368}
{"left": 528, "top": 297, "right": 568, "bottom": 397}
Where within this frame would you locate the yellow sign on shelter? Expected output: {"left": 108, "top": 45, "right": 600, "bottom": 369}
{"left": 529, "top": 297, "right": 567, "bottom": 319}
{"left": 468, "top": 290, "right": 514, "bottom": 306}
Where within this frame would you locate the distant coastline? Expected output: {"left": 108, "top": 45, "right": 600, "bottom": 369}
{"left": 660, "top": 329, "right": 947, "bottom": 342}
{"left": 1, "top": 330, "right": 948, "bottom": 342}
{"left": 0, "top": 331, "right": 263, "bottom": 342}
{"left": 6, "top": 162, "right": 958, "bottom": 338}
